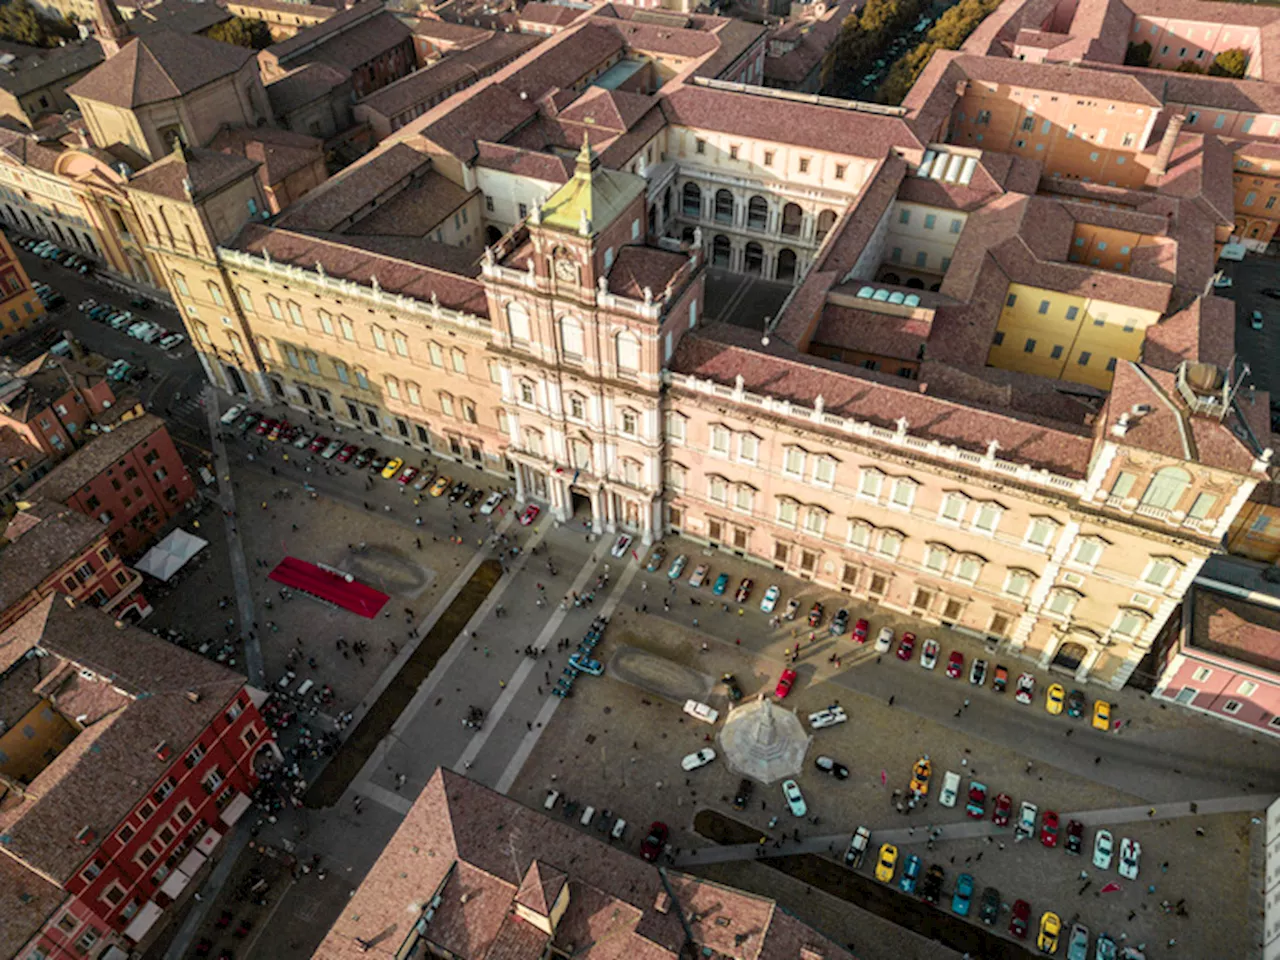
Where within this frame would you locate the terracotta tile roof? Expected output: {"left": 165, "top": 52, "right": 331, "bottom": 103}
{"left": 66, "top": 29, "right": 254, "bottom": 108}
{"left": 0, "top": 596, "right": 245, "bottom": 884}
{"left": 811, "top": 301, "right": 930, "bottom": 362}
{"left": 266, "top": 62, "right": 352, "bottom": 116}
{"left": 951, "top": 54, "right": 1164, "bottom": 107}
{"left": 0, "top": 503, "right": 104, "bottom": 614}
{"left": 414, "top": 82, "right": 539, "bottom": 161}
{"left": 0, "top": 127, "right": 65, "bottom": 173}
{"left": 660, "top": 81, "right": 920, "bottom": 160}
{"left": 280, "top": 9, "right": 412, "bottom": 73}
{"left": 671, "top": 324, "right": 1097, "bottom": 476}
{"left": 274, "top": 142, "right": 430, "bottom": 231}
{"left": 306, "top": 231, "right": 482, "bottom": 277}
{"left": 557, "top": 86, "right": 656, "bottom": 133}
{"left": 606, "top": 245, "right": 688, "bottom": 300}
{"left": 314, "top": 769, "right": 854, "bottom": 960}
{"left": 229, "top": 0, "right": 339, "bottom": 17}
{"left": 268, "top": 1, "right": 392, "bottom": 60}
{"left": 127, "top": 144, "right": 260, "bottom": 201}
{"left": 345, "top": 168, "right": 475, "bottom": 236}
{"left": 1143, "top": 296, "right": 1235, "bottom": 373}
{"left": 129, "top": 0, "right": 233, "bottom": 37}
{"left": 232, "top": 223, "right": 490, "bottom": 316}
{"left": 696, "top": 18, "right": 767, "bottom": 79}
{"left": 403, "top": 16, "right": 495, "bottom": 47}
{"left": 0, "top": 39, "right": 103, "bottom": 99}
{"left": 764, "top": 0, "right": 853, "bottom": 85}
{"left": 474, "top": 141, "right": 572, "bottom": 182}
{"left": 1124, "top": 0, "right": 1280, "bottom": 29}
{"left": 0, "top": 851, "right": 65, "bottom": 960}
{"left": 514, "top": 859, "right": 567, "bottom": 915}
{"left": 519, "top": 2, "right": 587, "bottom": 27}
{"left": 25, "top": 414, "right": 173, "bottom": 505}
{"left": 208, "top": 125, "right": 324, "bottom": 186}
{"left": 1192, "top": 586, "right": 1280, "bottom": 673}
{"left": 499, "top": 22, "right": 625, "bottom": 102}
{"left": 959, "top": 0, "right": 1058, "bottom": 56}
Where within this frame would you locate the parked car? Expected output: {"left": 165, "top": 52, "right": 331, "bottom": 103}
{"left": 308, "top": 435, "right": 329, "bottom": 453}
{"left": 919, "top": 864, "right": 944, "bottom": 904}
{"left": 830, "top": 609, "right": 850, "bottom": 636}
{"left": 335, "top": 443, "right": 358, "bottom": 462}
{"left": 873, "top": 627, "right": 894, "bottom": 653}
{"left": 640, "top": 822, "right": 668, "bottom": 861}
{"left": 993, "top": 664, "right": 1009, "bottom": 692}
{"left": 783, "top": 598, "right": 801, "bottom": 621}
{"left": 966, "top": 781, "right": 987, "bottom": 819}
{"left": 681, "top": 748, "right": 716, "bottom": 771}
{"left": 568, "top": 652, "right": 603, "bottom": 675}
{"left": 938, "top": 770, "right": 960, "bottom": 807}
{"left": 292, "top": 431, "right": 316, "bottom": 450}
{"left": 721, "top": 673, "right": 743, "bottom": 700}
{"left": 992, "top": 792, "right": 1012, "bottom": 826}
{"left": 1065, "top": 819, "right": 1084, "bottom": 855}
{"left": 897, "top": 632, "right": 916, "bottom": 661}
{"left": 1040, "top": 810, "right": 1060, "bottom": 847}
{"left": 447, "top": 481, "right": 468, "bottom": 503}
{"left": 951, "top": 873, "right": 974, "bottom": 917}
{"left": 351, "top": 446, "right": 374, "bottom": 468}
{"left": 909, "top": 756, "right": 931, "bottom": 796}
{"left": 808, "top": 706, "right": 847, "bottom": 729}
{"left": 807, "top": 602, "right": 824, "bottom": 627}
{"left": 1009, "top": 899, "right": 1031, "bottom": 939}
{"left": 220, "top": 404, "right": 246, "bottom": 425}
{"left": 519, "top": 504, "right": 540, "bottom": 525}
{"left": 462, "top": 488, "right": 482, "bottom": 509}
{"left": 1038, "top": 911, "right": 1061, "bottom": 954}
{"left": 1015, "top": 672, "right": 1036, "bottom": 705}
{"left": 1015, "top": 801, "right": 1038, "bottom": 841}
{"left": 782, "top": 779, "right": 807, "bottom": 817}
{"left": 898, "top": 854, "right": 923, "bottom": 893}
{"left": 430, "top": 476, "right": 453, "bottom": 498}
{"left": 236, "top": 413, "right": 260, "bottom": 435}
{"left": 1093, "top": 699, "right": 1112, "bottom": 731}
{"left": 876, "top": 844, "right": 900, "bottom": 884}
{"left": 1093, "top": 829, "right": 1114, "bottom": 870}
{"left": 979, "top": 886, "right": 1000, "bottom": 925}
{"left": 610, "top": 533, "right": 632, "bottom": 558}
{"left": 1046, "top": 683, "right": 1066, "bottom": 715}
{"left": 946, "top": 650, "right": 964, "bottom": 678}
{"left": 480, "top": 491, "right": 504, "bottom": 515}
{"left": 380, "top": 457, "right": 404, "bottom": 479}
{"left": 846, "top": 826, "right": 871, "bottom": 868}
{"left": 712, "top": 573, "right": 731, "bottom": 595}
{"left": 734, "top": 578, "right": 753, "bottom": 602}
{"left": 920, "top": 639, "right": 939, "bottom": 669}
{"left": 668, "top": 555, "right": 689, "bottom": 580}
{"left": 1066, "top": 689, "right": 1086, "bottom": 718}
{"left": 814, "top": 755, "right": 849, "bottom": 779}
{"left": 774, "top": 667, "right": 797, "bottom": 698}
{"left": 1118, "top": 837, "right": 1141, "bottom": 880}
{"left": 760, "top": 585, "right": 781, "bottom": 613}
{"left": 851, "top": 617, "right": 869, "bottom": 643}
{"left": 688, "top": 562, "right": 708, "bottom": 587}
{"left": 1251, "top": 309, "right": 1264, "bottom": 330}
{"left": 646, "top": 548, "right": 666, "bottom": 573}
{"left": 1066, "top": 923, "right": 1090, "bottom": 960}
{"left": 413, "top": 471, "right": 434, "bottom": 492}
{"left": 733, "top": 779, "right": 753, "bottom": 810}
{"left": 970, "top": 658, "right": 987, "bottom": 685}
{"left": 683, "top": 700, "right": 718, "bottom": 724}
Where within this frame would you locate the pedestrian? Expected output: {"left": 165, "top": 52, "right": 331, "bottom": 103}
{"left": 1148, "top": 807, "right": 1156, "bottom": 817}
{"left": 888, "top": 695, "right": 895, "bottom": 706}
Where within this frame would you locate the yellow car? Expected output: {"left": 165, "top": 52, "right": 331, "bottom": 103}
{"left": 381, "top": 457, "right": 404, "bottom": 479}
{"left": 1045, "top": 683, "right": 1065, "bottom": 716}
{"left": 1038, "top": 910, "right": 1061, "bottom": 953}
{"left": 429, "top": 475, "right": 451, "bottom": 497}
{"left": 909, "top": 756, "right": 931, "bottom": 796}
{"left": 1092, "top": 699, "right": 1112, "bottom": 731}
{"left": 874, "top": 843, "right": 898, "bottom": 883}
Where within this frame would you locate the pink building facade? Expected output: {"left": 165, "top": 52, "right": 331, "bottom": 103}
{"left": 1152, "top": 585, "right": 1280, "bottom": 736}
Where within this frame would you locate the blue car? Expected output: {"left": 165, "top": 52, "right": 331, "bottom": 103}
{"left": 668, "top": 554, "right": 688, "bottom": 580}
{"left": 898, "top": 855, "right": 922, "bottom": 895}
{"left": 951, "top": 872, "right": 974, "bottom": 916}
{"left": 712, "top": 573, "right": 731, "bottom": 595}
{"left": 568, "top": 652, "right": 604, "bottom": 676}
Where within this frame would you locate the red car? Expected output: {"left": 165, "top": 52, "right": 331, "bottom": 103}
{"left": 966, "top": 782, "right": 987, "bottom": 819}
{"left": 1040, "top": 810, "right": 1060, "bottom": 848}
{"left": 852, "top": 618, "right": 870, "bottom": 643}
{"left": 992, "top": 792, "right": 1012, "bottom": 826}
{"left": 336, "top": 443, "right": 358, "bottom": 463}
{"left": 398, "top": 466, "right": 419, "bottom": 485}
{"left": 775, "top": 667, "right": 798, "bottom": 698}
{"left": 640, "top": 821, "right": 668, "bottom": 862}
{"left": 896, "top": 632, "right": 916, "bottom": 661}
{"left": 255, "top": 417, "right": 277, "bottom": 436}
{"left": 946, "top": 651, "right": 964, "bottom": 678}
{"left": 519, "top": 504, "right": 540, "bottom": 526}
{"left": 807, "top": 602, "right": 823, "bottom": 627}
{"left": 1009, "top": 899, "right": 1031, "bottom": 939}
{"left": 734, "top": 578, "right": 753, "bottom": 602}
{"left": 308, "top": 434, "right": 329, "bottom": 453}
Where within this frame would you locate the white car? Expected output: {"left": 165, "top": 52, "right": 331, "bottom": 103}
{"left": 219, "top": 404, "right": 245, "bottom": 425}
{"left": 938, "top": 770, "right": 961, "bottom": 808}
{"left": 687, "top": 562, "right": 707, "bottom": 587}
{"left": 480, "top": 491, "right": 504, "bottom": 515}
{"left": 873, "top": 627, "right": 894, "bottom": 653}
{"left": 782, "top": 778, "right": 807, "bottom": 817}
{"left": 683, "top": 700, "right": 719, "bottom": 724}
{"left": 1252, "top": 309, "right": 1264, "bottom": 330}
{"left": 1015, "top": 801, "right": 1038, "bottom": 841}
{"left": 158, "top": 332, "right": 186, "bottom": 349}
{"left": 1118, "top": 837, "right": 1141, "bottom": 880}
{"left": 760, "top": 585, "right": 781, "bottom": 613}
{"left": 808, "top": 706, "right": 847, "bottom": 729}
{"left": 320, "top": 439, "right": 344, "bottom": 459}
{"left": 611, "top": 533, "right": 633, "bottom": 558}
{"left": 920, "top": 639, "right": 939, "bottom": 670}
{"left": 1092, "top": 829, "right": 1114, "bottom": 870}
{"left": 1014, "top": 672, "right": 1036, "bottom": 705}
{"left": 543, "top": 789, "right": 560, "bottom": 810}
{"left": 681, "top": 748, "right": 716, "bottom": 771}
{"left": 1213, "top": 274, "right": 1232, "bottom": 288}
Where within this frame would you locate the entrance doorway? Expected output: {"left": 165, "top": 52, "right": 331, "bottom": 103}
{"left": 225, "top": 365, "right": 247, "bottom": 394}
{"left": 570, "top": 487, "right": 592, "bottom": 520}
{"left": 1051, "top": 641, "right": 1087, "bottom": 672}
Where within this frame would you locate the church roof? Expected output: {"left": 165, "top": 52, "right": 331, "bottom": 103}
{"left": 538, "top": 134, "right": 644, "bottom": 236}
{"left": 67, "top": 28, "right": 254, "bottom": 108}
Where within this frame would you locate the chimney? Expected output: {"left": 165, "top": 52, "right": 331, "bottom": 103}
{"left": 1110, "top": 411, "right": 1131, "bottom": 437}
{"left": 1152, "top": 114, "right": 1185, "bottom": 177}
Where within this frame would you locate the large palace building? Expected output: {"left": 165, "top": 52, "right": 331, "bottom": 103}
{"left": 4, "top": 0, "right": 1280, "bottom": 692}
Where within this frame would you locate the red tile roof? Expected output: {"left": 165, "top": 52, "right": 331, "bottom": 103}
{"left": 519, "top": 2, "right": 586, "bottom": 27}
{"left": 208, "top": 125, "right": 323, "bottom": 186}
{"left": 66, "top": 29, "right": 254, "bottom": 108}
{"left": 607, "top": 245, "right": 689, "bottom": 300}
{"left": 1192, "top": 586, "right": 1280, "bottom": 673}
{"left": 274, "top": 142, "right": 430, "bottom": 231}
{"left": 127, "top": 143, "right": 260, "bottom": 201}
{"left": 1143, "top": 296, "right": 1235, "bottom": 373}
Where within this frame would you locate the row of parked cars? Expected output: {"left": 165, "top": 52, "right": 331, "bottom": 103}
{"left": 79, "top": 298, "right": 185, "bottom": 350}
{"left": 32, "top": 280, "right": 65, "bottom": 311}
{"left": 17, "top": 237, "right": 95, "bottom": 275}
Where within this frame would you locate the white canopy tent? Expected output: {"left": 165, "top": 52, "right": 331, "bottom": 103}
{"left": 134, "top": 528, "right": 208, "bottom": 582}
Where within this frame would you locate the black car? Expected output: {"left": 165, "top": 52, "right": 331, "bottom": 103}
{"left": 463, "top": 488, "right": 482, "bottom": 509}
{"left": 979, "top": 886, "right": 1000, "bottom": 925}
{"left": 830, "top": 608, "right": 850, "bottom": 636}
{"left": 237, "top": 412, "right": 261, "bottom": 434}
{"left": 1261, "top": 288, "right": 1280, "bottom": 300}
{"left": 1066, "top": 689, "right": 1085, "bottom": 718}
{"left": 919, "top": 864, "right": 944, "bottom": 904}
{"left": 733, "top": 778, "right": 753, "bottom": 810}
{"left": 369, "top": 454, "right": 388, "bottom": 473}
{"left": 1065, "top": 819, "right": 1083, "bottom": 855}
{"left": 721, "top": 673, "right": 743, "bottom": 701}
{"left": 449, "top": 481, "right": 469, "bottom": 503}
{"left": 128, "top": 295, "right": 151, "bottom": 310}
{"left": 814, "top": 755, "right": 850, "bottom": 780}
{"left": 352, "top": 447, "right": 376, "bottom": 468}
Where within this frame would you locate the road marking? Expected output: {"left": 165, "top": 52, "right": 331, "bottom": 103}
{"left": 492, "top": 557, "right": 640, "bottom": 794}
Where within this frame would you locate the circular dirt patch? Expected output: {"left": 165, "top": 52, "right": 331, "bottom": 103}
{"left": 609, "top": 646, "right": 714, "bottom": 703}
{"left": 340, "top": 546, "right": 434, "bottom": 598}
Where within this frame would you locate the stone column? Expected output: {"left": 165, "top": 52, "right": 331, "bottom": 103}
{"left": 590, "top": 487, "right": 604, "bottom": 535}
{"left": 514, "top": 463, "right": 527, "bottom": 503}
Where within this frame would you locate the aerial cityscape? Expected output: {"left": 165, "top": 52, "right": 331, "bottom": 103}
{"left": 0, "top": 0, "right": 1277, "bottom": 955}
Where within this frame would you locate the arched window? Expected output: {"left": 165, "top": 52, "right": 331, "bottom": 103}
{"left": 816, "top": 209, "right": 837, "bottom": 241}
{"left": 1140, "top": 467, "right": 1191, "bottom": 510}
{"left": 744, "top": 242, "right": 764, "bottom": 275}
{"left": 747, "top": 196, "right": 768, "bottom": 231}
{"left": 714, "top": 189, "right": 735, "bottom": 224}
{"left": 560, "top": 317, "right": 584, "bottom": 357}
{"left": 776, "top": 248, "right": 798, "bottom": 282}
{"left": 506, "top": 301, "right": 530, "bottom": 342}
{"left": 712, "top": 235, "right": 731, "bottom": 267}
{"left": 682, "top": 182, "right": 702, "bottom": 217}
{"left": 781, "top": 202, "right": 803, "bottom": 237}
{"left": 616, "top": 331, "right": 640, "bottom": 373}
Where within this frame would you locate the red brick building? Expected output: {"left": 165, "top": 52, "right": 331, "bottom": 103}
{"left": 0, "top": 597, "right": 273, "bottom": 960}
{"left": 0, "top": 500, "right": 149, "bottom": 631}
{"left": 24, "top": 412, "right": 196, "bottom": 556}
{"left": 0, "top": 349, "right": 128, "bottom": 460}
{"left": 0, "top": 231, "right": 44, "bottom": 343}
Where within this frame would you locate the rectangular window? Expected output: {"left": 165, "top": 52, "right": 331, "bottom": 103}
{"left": 798, "top": 158, "right": 809, "bottom": 173}
{"left": 923, "top": 214, "right": 936, "bottom": 230}
{"left": 1024, "top": 338, "right": 1036, "bottom": 353}
{"left": 899, "top": 209, "right": 911, "bottom": 225}
{"left": 1037, "top": 300, "right": 1050, "bottom": 314}
{"left": 1050, "top": 345, "right": 1063, "bottom": 359}
{"left": 1077, "top": 351, "right": 1091, "bottom": 366}
{"left": 858, "top": 470, "right": 882, "bottom": 500}
{"left": 1006, "top": 293, "right": 1017, "bottom": 307}
{"left": 287, "top": 301, "right": 303, "bottom": 325}
{"left": 1065, "top": 306, "right": 1078, "bottom": 320}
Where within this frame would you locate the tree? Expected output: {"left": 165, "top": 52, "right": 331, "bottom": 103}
{"left": 1174, "top": 61, "right": 1204, "bottom": 74}
{"left": 1124, "top": 41, "right": 1151, "bottom": 67}
{"left": 1210, "top": 48, "right": 1248, "bottom": 78}
{"left": 0, "top": 0, "right": 74, "bottom": 47}
{"left": 873, "top": 0, "right": 1001, "bottom": 104}
{"left": 205, "top": 16, "right": 273, "bottom": 50}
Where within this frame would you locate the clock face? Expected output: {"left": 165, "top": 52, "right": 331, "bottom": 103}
{"left": 554, "top": 257, "right": 576, "bottom": 281}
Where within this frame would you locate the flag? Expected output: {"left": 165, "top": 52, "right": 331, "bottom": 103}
{"left": 1100, "top": 882, "right": 1121, "bottom": 894}
{"left": 880, "top": 769, "right": 887, "bottom": 786}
